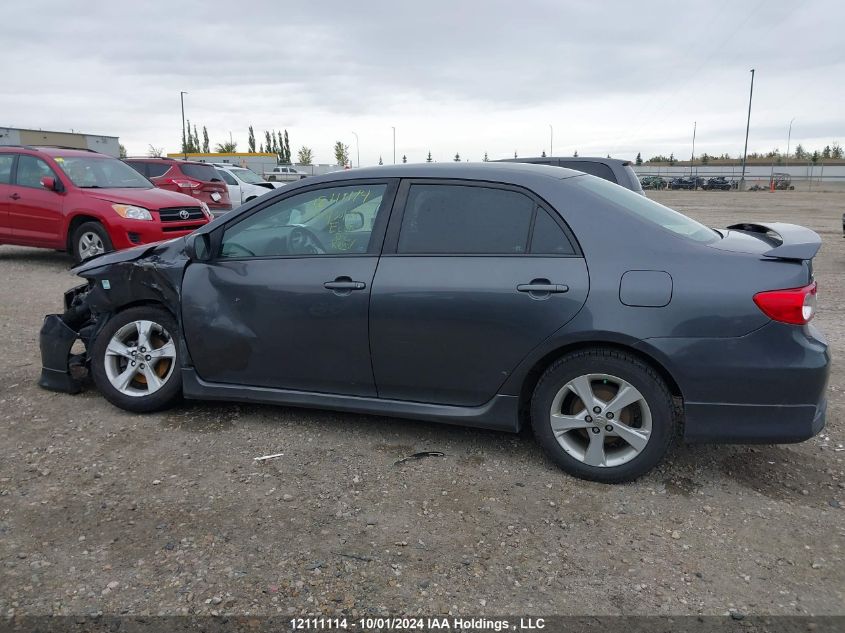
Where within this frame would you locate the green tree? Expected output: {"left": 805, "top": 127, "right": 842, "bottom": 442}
{"left": 822, "top": 145, "right": 831, "bottom": 159}
{"left": 297, "top": 146, "right": 313, "bottom": 165}
{"left": 426, "top": 151, "right": 433, "bottom": 163}
{"left": 248, "top": 126, "right": 256, "bottom": 153}
{"left": 514, "top": 151, "right": 518, "bottom": 158}
{"left": 573, "top": 150, "right": 578, "bottom": 157}
{"left": 701, "top": 152, "right": 710, "bottom": 165}
{"left": 202, "top": 126, "right": 210, "bottom": 153}
{"left": 215, "top": 141, "right": 237, "bottom": 153}
{"left": 811, "top": 150, "right": 820, "bottom": 164}
{"left": 793, "top": 144, "right": 805, "bottom": 159}
{"left": 832, "top": 142, "right": 843, "bottom": 159}
{"left": 192, "top": 125, "right": 200, "bottom": 153}
{"left": 184, "top": 120, "right": 194, "bottom": 152}
{"left": 402, "top": 154, "right": 407, "bottom": 163}
{"left": 271, "top": 131, "right": 279, "bottom": 155}
{"left": 635, "top": 152, "right": 642, "bottom": 165}
{"left": 147, "top": 145, "right": 164, "bottom": 157}
{"left": 334, "top": 141, "right": 350, "bottom": 166}
{"left": 264, "top": 131, "right": 272, "bottom": 154}
{"left": 378, "top": 156, "right": 383, "bottom": 165}
{"left": 483, "top": 152, "right": 489, "bottom": 162}
{"left": 453, "top": 152, "right": 461, "bottom": 162}
{"left": 119, "top": 144, "right": 127, "bottom": 158}
{"left": 668, "top": 152, "right": 675, "bottom": 165}
{"left": 283, "top": 130, "right": 291, "bottom": 163}
{"left": 541, "top": 150, "right": 547, "bottom": 157}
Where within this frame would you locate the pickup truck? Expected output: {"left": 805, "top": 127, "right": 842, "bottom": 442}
{"left": 263, "top": 165, "right": 307, "bottom": 182}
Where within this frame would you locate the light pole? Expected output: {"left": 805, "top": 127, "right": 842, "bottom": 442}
{"left": 391, "top": 126, "right": 396, "bottom": 165}
{"left": 690, "top": 121, "right": 697, "bottom": 188}
{"left": 549, "top": 124, "right": 553, "bottom": 157}
{"left": 739, "top": 68, "right": 755, "bottom": 190}
{"left": 785, "top": 117, "right": 795, "bottom": 169}
{"left": 352, "top": 131, "right": 360, "bottom": 167}
{"left": 180, "top": 91, "right": 188, "bottom": 159}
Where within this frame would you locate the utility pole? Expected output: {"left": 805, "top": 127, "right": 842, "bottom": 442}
{"left": 391, "top": 127, "right": 396, "bottom": 165}
{"left": 549, "top": 124, "right": 554, "bottom": 157}
{"left": 180, "top": 91, "right": 188, "bottom": 159}
{"left": 351, "top": 131, "right": 360, "bottom": 167}
{"left": 785, "top": 117, "right": 795, "bottom": 169}
{"left": 739, "top": 69, "right": 755, "bottom": 190}
{"left": 690, "top": 121, "right": 697, "bottom": 189}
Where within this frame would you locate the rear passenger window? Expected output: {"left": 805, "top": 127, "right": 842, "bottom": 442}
{"left": 124, "top": 161, "right": 147, "bottom": 177}
{"left": 0, "top": 155, "right": 13, "bottom": 184}
{"left": 397, "top": 184, "right": 534, "bottom": 254}
{"left": 531, "top": 209, "right": 575, "bottom": 255}
{"left": 558, "top": 161, "right": 617, "bottom": 183}
{"left": 218, "top": 170, "right": 238, "bottom": 186}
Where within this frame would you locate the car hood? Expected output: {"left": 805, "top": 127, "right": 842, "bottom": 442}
{"left": 72, "top": 236, "right": 187, "bottom": 276}
{"left": 86, "top": 187, "right": 200, "bottom": 209}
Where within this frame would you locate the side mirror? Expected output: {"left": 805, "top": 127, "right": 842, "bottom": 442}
{"left": 185, "top": 233, "right": 211, "bottom": 261}
{"left": 343, "top": 211, "right": 365, "bottom": 232}
{"left": 40, "top": 176, "right": 58, "bottom": 191}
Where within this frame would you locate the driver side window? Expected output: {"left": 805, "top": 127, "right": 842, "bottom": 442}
{"left": 220, "top": 183, "right": 388, "bottom": 259}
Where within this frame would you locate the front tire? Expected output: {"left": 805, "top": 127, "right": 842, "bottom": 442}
{"left": 531, "top": 348, "right": 676, "bottom": 483}
{"left": 71, "top": 221, "right": 113, "bottom": 263}
{"left": 90, "top": 306, "right": 182, "bottom": 413}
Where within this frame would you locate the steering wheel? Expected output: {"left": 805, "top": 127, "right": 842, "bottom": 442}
{"left": 289, "top": 227, "right": 324, "bottom": 255}
{"left": 223, "top": 242, "right": 256, "bottom": 257}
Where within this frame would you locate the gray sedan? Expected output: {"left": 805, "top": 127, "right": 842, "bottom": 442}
{"left": 38, "top": 163, "right": 829, "bottom": 482}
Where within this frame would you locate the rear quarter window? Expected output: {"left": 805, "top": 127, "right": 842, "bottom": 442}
{"left": 572, "top": 175, "right": 718, "bottom": 244}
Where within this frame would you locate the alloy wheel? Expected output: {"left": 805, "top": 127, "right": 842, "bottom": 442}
{"left": 103, "top": 320, "right": 176, "bottom": 397}
{"left": 549, "top": 373, "right": 652, "bottom": 468}
{"left": 78, "top": 232, "right": 105, "bottom": 260}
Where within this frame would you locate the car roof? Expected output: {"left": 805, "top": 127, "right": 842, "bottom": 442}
{"left": 287, "top": 162, "right": 583, "bottom": 186}
{"left": 0, "top": 145, "right": 109, "bottom": 158}
{"left": 498, "top": 156, "right": 633, "bottom": 167}
{"left": 124, "top": 157, "right": 207, "bottom": 165}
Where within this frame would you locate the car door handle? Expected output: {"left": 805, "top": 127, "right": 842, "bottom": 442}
{"left": 9, "top": 193, "right": 20, "bottom": 200}
{"left": 517, "top": 283, "right": 569, "bottom": 293}
{"left": 324, "top": 278, "right": 366, "bottom": 291}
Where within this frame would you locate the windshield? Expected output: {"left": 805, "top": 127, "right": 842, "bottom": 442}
{"left": 571, "top": 174, "right": 719, "bottom": 244}
{"left": 231, "top": 168, "right": 264, "bottom": 184}
{"left": 57, "top": 156, "right": 152, "bottom": 189}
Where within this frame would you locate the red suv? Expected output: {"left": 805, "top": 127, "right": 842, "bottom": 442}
{"left": 123, "top": 158, "right": 232, "bottom": 215}
{"left": 0, "top": 146, "right": 211, "bottom": 262}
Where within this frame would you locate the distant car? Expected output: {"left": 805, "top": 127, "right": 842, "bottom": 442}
{"left": 669, "top": 176, "right": 704, "bottom": 190}
{"left": 264, "top": 165, "right": 307, "bottom": 182}
{"left": 38, "top": 163, "right": 829, "bottom": 483}
{"left": 211, "top": 164, "right": 277, "bottom": 208}
{"left": 0, "top": 146, "right": 210, "bottom": 262}
{"left": 123, "top": 158, "right": 232, "bottom": 215}
{"left": 702, "top": 176, "right": 732, "bottom": 191}
{"left": 640, "top": 175, "right": 667, "bottom": 190}
{"left": 497, "top": 156, "right": 645, "bottom": 195}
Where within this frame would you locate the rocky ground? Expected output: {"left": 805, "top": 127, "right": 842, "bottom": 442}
{"left": 0, "top": 191, "right": 842, "bottom": 617}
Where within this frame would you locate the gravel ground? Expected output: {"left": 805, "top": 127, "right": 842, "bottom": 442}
{"left": 0, "top": 191, "right": 842, "bottom": 618}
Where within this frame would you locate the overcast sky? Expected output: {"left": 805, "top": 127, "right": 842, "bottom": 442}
{"left": 3, "top": 1, "right": 843, "bottom": 165}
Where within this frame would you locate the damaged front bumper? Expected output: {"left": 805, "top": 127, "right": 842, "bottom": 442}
{"left": 38, "top": 283, "right": 99, "bottom": 394}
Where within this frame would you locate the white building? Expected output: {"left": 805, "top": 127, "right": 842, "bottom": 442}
{"left": 0, "top": 127, "right": 120, "bottom": 157}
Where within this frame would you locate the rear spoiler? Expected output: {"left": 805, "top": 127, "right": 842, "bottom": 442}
{"left": 726, "top": 222, "right": 821, "bottom": 261}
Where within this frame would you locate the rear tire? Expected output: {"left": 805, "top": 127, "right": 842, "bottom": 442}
{"left": 90, "top": 306, "right": 182, "bottom": 413}
{"left": 71, "top": 221, "right": 113, "bottom": 263}
{"left": 531, "top": 348, "right": 676, "bottom": 483}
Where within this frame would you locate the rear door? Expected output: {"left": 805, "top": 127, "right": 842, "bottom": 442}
{"left": 0, "top": 153, "right": 15, "bottom": 240}
{"left": 8, "top": 154, "right": 64, "bottom": 246}
{"left": 369, "top": 180, "right": 589, "bottom": 406}
{"left": 181, "top": 180, "right": 397, "bottom": 395}
{"left": 217, "top": 168, "right": 242, "bottom": 205}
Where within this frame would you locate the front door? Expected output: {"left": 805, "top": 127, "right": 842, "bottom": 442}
{"left": 370, "top": 181, "right": 589, "bottom": 406}
{"left": 0, "top": 154, "right": 15, "bottom": 240}
{"left": 8, "top": 154, "right": 64, "bottom": 246}
{"left": 181, "top": 180, "right": 396, "bottom": 396}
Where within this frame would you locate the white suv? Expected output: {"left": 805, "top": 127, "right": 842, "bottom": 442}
{"left": 212, "top": 165, "right": 279, "bottom": 209}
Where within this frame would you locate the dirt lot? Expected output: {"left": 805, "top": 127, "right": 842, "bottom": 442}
{"left": 0, "top": 191, "right": 843, "bottom": 618}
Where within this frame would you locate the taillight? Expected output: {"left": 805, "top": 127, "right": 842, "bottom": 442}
{"left": 172, "top": 179, "right": 201, "bottom": 190}
{"left": 753, "top": 282, "right": 817, "bottom": 325}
